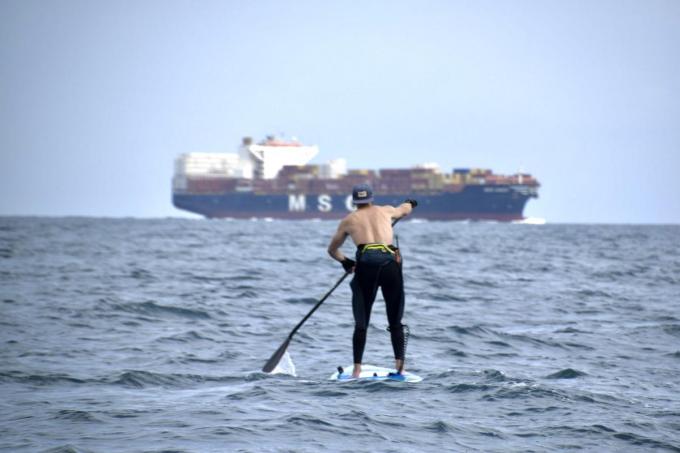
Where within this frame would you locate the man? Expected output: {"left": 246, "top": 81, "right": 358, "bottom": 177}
{"left": 327, "top": 183, "right": 417, "bottom": 378}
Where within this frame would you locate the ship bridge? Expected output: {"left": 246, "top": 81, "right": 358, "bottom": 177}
{"left": 239, "top": 135, "right": 319, "bottom": 179}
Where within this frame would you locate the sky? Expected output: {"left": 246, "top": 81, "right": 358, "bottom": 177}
{"left": 1, "top": 0, "right": 678, "bottom": 223}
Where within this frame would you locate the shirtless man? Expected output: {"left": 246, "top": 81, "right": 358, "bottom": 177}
{"left": 327, "top": 183, "right": 417, "bottom": 378}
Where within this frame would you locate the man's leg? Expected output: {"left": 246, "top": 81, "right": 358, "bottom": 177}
{"left": 351, "top": 267, "right": 377, "bottom": 378}
{"left": 381, "top": 261, "right": 406, "bottom": 373}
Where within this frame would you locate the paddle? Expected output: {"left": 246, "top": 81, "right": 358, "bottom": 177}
{"left": 262, "top": 215, "right": 406, "bottom": 373}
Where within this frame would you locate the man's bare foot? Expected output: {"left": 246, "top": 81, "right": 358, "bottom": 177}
{"left": 352, "top": 363, "right": 362, "bottom": 378}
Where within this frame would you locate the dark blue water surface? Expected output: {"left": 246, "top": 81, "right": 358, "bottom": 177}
{"left": 1, "top": 218, "right": 679, "bottom": 452}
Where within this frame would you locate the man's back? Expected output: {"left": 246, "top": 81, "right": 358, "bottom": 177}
{"left": 342, "top": 205, "right": 396, "bottom": 246}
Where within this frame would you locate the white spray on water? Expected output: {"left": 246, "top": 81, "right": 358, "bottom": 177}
{"left": 271, "top": 350, "right": 297, "bottom": 377}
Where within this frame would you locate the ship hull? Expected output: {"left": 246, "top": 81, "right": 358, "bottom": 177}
{"left": 173, "top": 185, "right": 535, "bottom": 221}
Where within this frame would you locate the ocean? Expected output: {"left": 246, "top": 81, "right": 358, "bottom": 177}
{"left": 1, "top": 217, "right": 679, "bottom": 452}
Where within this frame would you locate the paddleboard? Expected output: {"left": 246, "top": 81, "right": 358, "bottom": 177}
{"left": 329, "top": 364, "right": 423, "bottom": 383}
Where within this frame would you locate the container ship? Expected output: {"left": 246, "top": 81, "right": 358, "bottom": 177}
{"left": 172, "top": 136, "right": 540, "bottom": 220}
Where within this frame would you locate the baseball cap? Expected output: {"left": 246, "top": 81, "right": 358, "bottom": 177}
{"left": 352, "top": 183, "right": 374, "bottom": 205}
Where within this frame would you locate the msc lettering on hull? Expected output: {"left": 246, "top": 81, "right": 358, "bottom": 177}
{"left": 288, "top": 194, "right": 306, "bottom": 211}
{"left": 288, "top": 194, "right": 355, "bottom": 212}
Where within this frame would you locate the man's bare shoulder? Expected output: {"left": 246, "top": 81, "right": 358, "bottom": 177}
{"left": 379, "top": 204, "right": 398, "bottom": 217}
{"left": 339, "top": 211, "right": 359, "bottom": 230}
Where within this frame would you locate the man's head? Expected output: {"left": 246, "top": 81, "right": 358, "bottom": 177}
{"left": 352, "top": 183, "right": 374, "bottom": 206}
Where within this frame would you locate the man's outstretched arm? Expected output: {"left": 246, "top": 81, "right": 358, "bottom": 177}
{"left": 387, "top": 199, "right": 416, "bottom": 220}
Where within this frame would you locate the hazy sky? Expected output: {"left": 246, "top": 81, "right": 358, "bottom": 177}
{"left": 1, "top": 0, "right": 678, "bottom": 222}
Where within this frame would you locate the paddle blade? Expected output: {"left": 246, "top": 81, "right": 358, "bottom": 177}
{"left": 262, "top": 337, "right": 291, "bottom": 373}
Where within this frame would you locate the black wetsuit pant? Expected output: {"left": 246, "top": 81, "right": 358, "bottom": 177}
{"left": 350, "top": 247, "right": 405, "bottom": 364}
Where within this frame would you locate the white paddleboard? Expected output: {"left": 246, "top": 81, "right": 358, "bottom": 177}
{"left": 329, "top": 364, "right": 423, "bottom": 383}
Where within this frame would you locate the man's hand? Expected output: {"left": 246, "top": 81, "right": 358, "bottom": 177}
{"left": 404, "top": 199, "right": 418, "bottom": 208}
{"left": 341, "top": 258, "right": 356, "bottom": 273}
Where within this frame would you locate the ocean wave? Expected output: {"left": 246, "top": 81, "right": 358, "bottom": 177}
{"left": 523, "top": 405, "right": 560, "bottom": 414}
{"left": 0, "top": 370, "right": 86, "bottom": 386}
{"left": 360, "top": 380, "right": 419, "bottom": 393}
{"left": 165, "top": 352, "right": 227, "bottom": 365}
{"left": 286, "top": 414, "right": 337, "bottom": 428}
{"left": 129, "top": 268, "right": 155, "bottom": 280}
{"left": 575, "top": 289, "right": 613, "bottom": 298}
{"left": 554, "top": 327, "right": 588, "bottom": 334}
{"left": 591, "top": 267, "right": 653, "bottom": 281}
{"left": 106, "top": 300, "right": 211, "bottom": 320}
{"left": 446, "top": 383, "right": 494, "bottom": 393}
{"left": 155, "top": 330, "right": 217, "bottom": 343}
{"left": 207, "top": 425, "right": 258, "bottom": 437}
{"left": 54, "top": 409, "right": 101, "bottom": 423}
{"left": 463, "top": 278, "right": 498, "bottom": 288}
{"left": 107, "top": 408, "right": 155, "bottom": 419}
{"left": 422, "top": 293, "right": 468, "bottom": 302}
{"left": 228, "top": 290, "right": 259, "bottom": 299}
{"left": 611, "top": 431, "right": 680, "bottom": 451}
{"left": 309, "top": 388, "right": 349, "bottom": 397}
{"left": 225, "top": 384, "right": 270, "bottom": 401}
{"left": 109, "top": 370, "right": 241, "bottom": 388}
{"left": 284, "top": 297, "right": 319, "bottom": 305}
{"left": 662, "top": 324, "right": 680, "bottom": 337}
{"left": 476, "top": 351, "right": 520, "bottom": 358}
{"left": 554, "top": 424, "right": 680, "bottom": 452}
{"left": 443, "top": 325, "right": 574, "bottom": 351}
{"left": 443, "top": 348, "right": 468, "bottom": 357}
{"left": 496, "top": 331, "right": 569, "bottom": 350}
{"left": 446, "top": 325, "right": 490, "bottom": 336}
{"left": 562, "top": 341, "right": 595, "bottom": 350}
{"left": 422, "top": 420, "right": 460, "bottom": 433}
{"left": 480, "top": 369, "right": 512, "bottom": 382}
{"left": 40, "top": 445, "right": 92, "bottom": 453}
{"left": 482, "top": 384, "right": 567, "bottom": 402}
{"left": 485, "top": 340, "right": 512, "bottom": 348}
{"left": 545, "top": 368, "right": 588, "bottom": 379}
{"left": 429, "top": 369, "right": 459, "bottom": 380}
{"left": 336, "top": 409, "right": 377, "bottom": 425}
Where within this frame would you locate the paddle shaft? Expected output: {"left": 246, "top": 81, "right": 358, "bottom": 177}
{"left": 285, "top": 271, "right": 350, "bottom": 341}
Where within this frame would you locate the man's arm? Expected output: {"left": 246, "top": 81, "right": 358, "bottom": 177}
{"left": 385, "top": 202, "right": 413, "bottom": 220}
{"left": 327, "top": 220, "right": 350, "bottom": 263}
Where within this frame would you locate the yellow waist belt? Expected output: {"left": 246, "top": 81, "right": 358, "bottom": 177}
{"left": 361, "top": 244, "right": 395, "bottom": 254}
